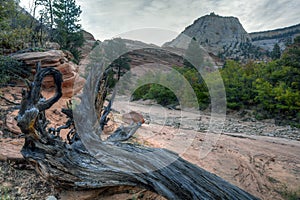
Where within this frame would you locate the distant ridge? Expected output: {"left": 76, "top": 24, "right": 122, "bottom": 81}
{"left": 250, "top": 23, "right": 300, "bottom": 39}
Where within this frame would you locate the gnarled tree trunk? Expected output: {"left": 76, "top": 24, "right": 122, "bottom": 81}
{"left": 17, "top": 66, "right": 259, "bottom": 200}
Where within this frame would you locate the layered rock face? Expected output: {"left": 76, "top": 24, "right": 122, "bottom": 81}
{"left": 12, "top": 50, "right": 85, "bottom": 97}
{"left": 165, "top": 13, "right": 252, "bottom": 57}
{"left": 250, "top": 23, "right": 300, "bottom": 51}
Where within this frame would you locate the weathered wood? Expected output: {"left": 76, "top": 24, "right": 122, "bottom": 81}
{"left": 17, "top": 67, "right": 259, "bottom": 200}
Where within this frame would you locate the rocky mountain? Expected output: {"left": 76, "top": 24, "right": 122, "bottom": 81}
{"left": 79, "top": 30, "right": 98, "bottom": 58}
{"left": 250, "top": 23, "right": 300, "bottom": 51}
{"left": 164, "top": 13, "right": 257, "bottom": 61}
{"left": 82, "top": 15, "right": 300, "bottom": 69}
{"left": 164, "top": 13, "right": 300, "bottom": 62}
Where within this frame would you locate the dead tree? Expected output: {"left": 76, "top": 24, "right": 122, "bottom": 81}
{"left": 17, "top": 67, "right": 259, "bottom": 200}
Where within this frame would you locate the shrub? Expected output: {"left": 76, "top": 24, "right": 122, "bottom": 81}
{"left": 0, "top": 55, "right": 30, "bottom": 84}
{"left": 133, "top": 84, "right": 178, "bottom": 106}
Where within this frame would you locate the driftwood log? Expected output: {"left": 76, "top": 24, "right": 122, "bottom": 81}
{"left": 16, "top": 66, "right": 259, "bottom": 200}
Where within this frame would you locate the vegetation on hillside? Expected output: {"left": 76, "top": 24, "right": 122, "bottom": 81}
{"left": 222, "top": 36, "right": 300, "bottom": 124}
{"left": 133, "top": 36, "right": 300, "bottom": 126}
{"left": 0, "top": 0, "right": 33, "bottom": 53}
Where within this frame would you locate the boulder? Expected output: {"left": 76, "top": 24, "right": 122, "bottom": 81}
{"left": 122, "top": 111, "right": 145, "bottom": 124}
{"left": 45, "top": 42, "right": 60, "bottom": 50}
{"left": 12, "top": 50, "right": 85, "bottom": 98}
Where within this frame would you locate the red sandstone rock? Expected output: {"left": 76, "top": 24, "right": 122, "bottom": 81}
{"left": 12, "top": 50, "right": 85, "bottom": 98}
{"left": 122, "top": 111, "right": 145, "bottom": 124}
{"left": 12, "top": 50, "right": 65, "bottom": 66}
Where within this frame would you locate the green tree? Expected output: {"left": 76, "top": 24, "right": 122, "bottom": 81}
{"left": 281, "top": 36, "right": 300, "bottom": 68}
{"left": 252, "top": 40, "right": 300, "bottom": 122}
{"left": 143, "top": 84, "right": 178, "bottom": 106}
{"left": 132, "top": 67, "right": 209, "bottom": 109}
{"left": 220, "top": 60, "right": 259, "bottom": 109}
{"left": 52, "top": 0, "right": 84, "bottom": 63}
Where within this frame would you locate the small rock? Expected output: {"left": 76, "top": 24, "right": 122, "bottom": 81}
{"left": 141, "top": 99, "right": 157, "bottom": 105}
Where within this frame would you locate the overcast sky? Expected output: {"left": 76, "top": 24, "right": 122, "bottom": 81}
{"left": 20, "top": 0, "right": 300, "bottom": 45}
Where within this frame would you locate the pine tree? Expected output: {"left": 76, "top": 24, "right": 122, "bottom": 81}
{"left": 52, "top": 0, "right": 84, "bottom": 62}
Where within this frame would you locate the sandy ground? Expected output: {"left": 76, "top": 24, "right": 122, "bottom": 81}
{"left": 111, "top": 97, "right": 300, "bottom": 200}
